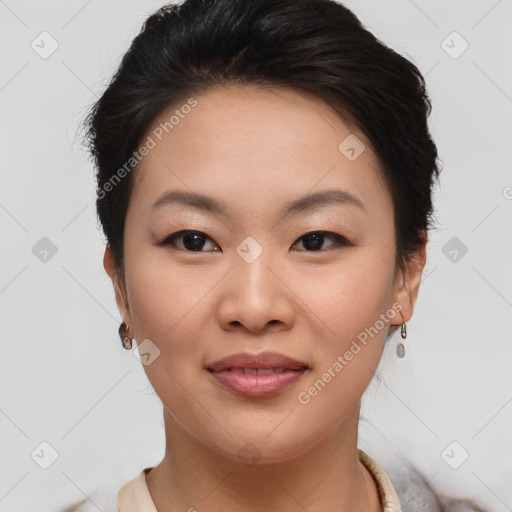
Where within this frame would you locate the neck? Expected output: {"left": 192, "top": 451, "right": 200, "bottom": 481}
{"left": 145, "top": 406, "right": 382, "bottom": 512}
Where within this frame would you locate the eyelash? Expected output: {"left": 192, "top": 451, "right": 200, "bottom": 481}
{"left": 158, "top": 230, "right": 352, "bottom": 252}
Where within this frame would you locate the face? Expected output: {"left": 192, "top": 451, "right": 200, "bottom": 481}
{"left": 105, "top": 84, "right": 425, "bottom": 463}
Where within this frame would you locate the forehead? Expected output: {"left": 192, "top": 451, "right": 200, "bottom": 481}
{"left": 129, "top": 83, "right": 391, "bottom": 217}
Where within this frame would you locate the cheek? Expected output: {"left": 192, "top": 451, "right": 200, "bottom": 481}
{"left": 125, "top": 248, "right": 216, "bottom": 341}
{"left": 298, "top": 249, "right": 396, "bottom": 399}
{"left": 303, "top": 248, "right": 397, "bottom": 341}
{"left": 123, "top": 249, "right": 230, "bottom": 399}
{"left": 123, "top": 255, "right": 213, "bottom": 412}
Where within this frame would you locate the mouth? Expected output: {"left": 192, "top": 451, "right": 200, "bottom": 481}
{"left": 206, "top": 351, "right": 310, "bottom": 398}
{"left": 215, "top": 367, "right": 307, "bottom": 375}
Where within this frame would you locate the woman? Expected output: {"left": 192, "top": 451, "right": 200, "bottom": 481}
{"left": 67, "top": 0, "right": 486, "bottom": 510}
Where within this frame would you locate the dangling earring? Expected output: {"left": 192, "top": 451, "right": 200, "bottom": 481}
{"left": 396, "top": 314, "right": 407, "bottom": 358}
{"left": 119, "top": 322, "right": 133, "bottom": 350}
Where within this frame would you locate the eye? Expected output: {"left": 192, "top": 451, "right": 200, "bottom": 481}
{"left": 291, "top": 231, "right": 351, "bottom": 252}
{"left": 159, "top": 230, "right": 351, "bottom": 253}
{"left": 159, "top": 230, "right": 220, "bottom": 252}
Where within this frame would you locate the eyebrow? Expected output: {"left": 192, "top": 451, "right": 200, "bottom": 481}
{"left": 151, "top": 188, "right": 365, "bottom": 217}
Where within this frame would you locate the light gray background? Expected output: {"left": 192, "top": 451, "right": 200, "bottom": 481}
{"left": 0, "top": 1, "right": 511, "bottom": 511}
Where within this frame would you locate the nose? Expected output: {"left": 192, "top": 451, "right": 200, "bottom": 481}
{"left": 216, "top": 250, "right": 295, "bottom": 334}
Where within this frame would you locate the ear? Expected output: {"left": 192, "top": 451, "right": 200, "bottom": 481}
{"left": 392, "top": 230, "right": 428, "bottom": 325}
{"left": 103, "top": 245, "right": 133, "bottom": 327}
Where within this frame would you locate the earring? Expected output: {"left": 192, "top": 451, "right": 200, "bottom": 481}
{"left": 396, "top": 313, "right": 407, "bottom": 358}
{"left": 119, "top": 322, "right": 133, "bottom": 350}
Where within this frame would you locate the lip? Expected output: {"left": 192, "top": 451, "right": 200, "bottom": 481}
{"left": 206, "top": 351, "right": 309, "bottom": 398}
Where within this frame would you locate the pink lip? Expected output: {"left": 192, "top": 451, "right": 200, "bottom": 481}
{"left": 207, "top": 351, "right": 309, "bottom": 398}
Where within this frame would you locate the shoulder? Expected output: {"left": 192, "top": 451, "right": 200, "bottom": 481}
{"left": 383, "top": 453, "right": 487, "bottom": 512}
{"left": 357, "top": 441, "right": 488, "bottom": 512}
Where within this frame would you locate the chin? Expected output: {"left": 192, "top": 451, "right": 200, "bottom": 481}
{"left": 202, "top": 425, "right": 319, "bottom": 467}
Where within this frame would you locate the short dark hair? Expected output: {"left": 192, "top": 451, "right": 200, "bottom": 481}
{"left": 84, "top": 0, "right": 442, "bottom": 275}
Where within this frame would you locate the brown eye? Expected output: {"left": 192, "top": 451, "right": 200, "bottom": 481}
{"left": 292, "top": 231, "right": 351, "bottom": 252}
{"left": 160, "top": 230, "right": 220, "bottom": 252}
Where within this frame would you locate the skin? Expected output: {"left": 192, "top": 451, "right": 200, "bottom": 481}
{"left": 104, "top": 83, "right": 427, "bottom": 511}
